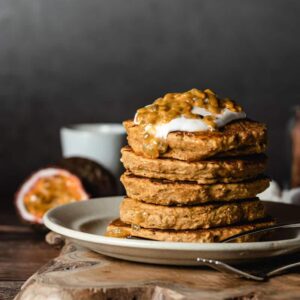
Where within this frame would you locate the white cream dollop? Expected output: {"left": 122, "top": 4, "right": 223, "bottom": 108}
{"left": 134, "top": 107, "right": 246, "bottom": 139}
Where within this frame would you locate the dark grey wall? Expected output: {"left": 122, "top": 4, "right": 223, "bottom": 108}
{"left": 1, "top": 0, "right": 299, "bottom": 203}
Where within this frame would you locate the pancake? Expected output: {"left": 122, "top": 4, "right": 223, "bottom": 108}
{"left": 121, "top": 146, "right": 267, "bottom": 184}
{"left": 120, "top": 197, "right": 266, "bottom": 230}
{"left": 121, "top": 172, "right": 270, "bottom": 205}
{"left": 124, "top": 119, "right": 267, "bottom": 161}
{"left": 106, "top": 218, "right": 276, "bottom": 243}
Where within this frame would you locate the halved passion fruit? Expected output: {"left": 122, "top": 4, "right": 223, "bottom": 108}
{"left": 15, "top": 168, "right": 89, "bottom": 224}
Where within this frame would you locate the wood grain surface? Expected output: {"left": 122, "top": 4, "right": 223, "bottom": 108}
{"left": 14, "top": 233, "right": 300, "bottom": 300}
{"left": 0, "top": 212, "right": 59, "bottom": 300}
{"left": 2, "top": 211, "right": 300, "bottom": 300}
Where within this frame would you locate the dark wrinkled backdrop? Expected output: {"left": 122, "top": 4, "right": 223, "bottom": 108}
{"left": 0, "top": 0, "right": 299, "bottom": 208}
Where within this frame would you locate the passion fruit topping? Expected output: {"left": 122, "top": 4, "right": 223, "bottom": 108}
{"left": 15, "top": 168, "right": 88, "bottom": 224}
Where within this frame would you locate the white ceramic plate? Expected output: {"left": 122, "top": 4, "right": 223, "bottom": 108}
{"left": 44, "top": 196, "right": 300, "bottom": 266}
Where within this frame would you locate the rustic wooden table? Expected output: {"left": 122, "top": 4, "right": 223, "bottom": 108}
{"left": 2, "top": 210, "right": 300, "bottom": 300}
{"left": 0, "top": 211, "right": 59, "bottom": 300}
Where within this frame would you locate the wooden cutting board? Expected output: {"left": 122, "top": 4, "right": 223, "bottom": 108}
{"left": 14, "top": 233, "right": 300, "bottom": 300}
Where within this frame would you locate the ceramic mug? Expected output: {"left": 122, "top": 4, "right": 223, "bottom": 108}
{"left": 60, "top": 123, "right": 126, "bottom": 181}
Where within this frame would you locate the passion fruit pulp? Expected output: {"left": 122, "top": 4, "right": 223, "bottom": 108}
{"left": 15, "top": 168, "right": 89, "bottom": 224}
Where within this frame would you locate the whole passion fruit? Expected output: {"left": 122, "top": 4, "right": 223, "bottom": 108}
{"left": 15, "top": 168, "right": 89, "bottom": 225}
{"left": 58, "top": 157, "right": 116, "bottom": 197}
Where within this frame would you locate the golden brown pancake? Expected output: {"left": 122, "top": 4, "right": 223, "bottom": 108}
{"left": 120, "top": 197, "right": 266, "bottom": 230}
{"left": 106, "top": 218, "right": 275, "bottom": 243}
{"left": 121, "top": 172, "right": 270, "bottom": 205}
{"left": 121, "top": 146, "right": 267, "bottom": 184}
{"left": 124, "top": 119, "right": 267, "bottom": 161}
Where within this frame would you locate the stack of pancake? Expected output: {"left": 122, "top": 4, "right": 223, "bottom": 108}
{"left": 106, "top": 90, "right": 275, "bottom": 242}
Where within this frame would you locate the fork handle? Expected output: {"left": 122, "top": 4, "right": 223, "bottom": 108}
{"left": 267, "top": 262, "right": 300, "bottom": 278}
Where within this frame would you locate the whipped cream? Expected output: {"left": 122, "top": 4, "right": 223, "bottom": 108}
{"left": 134, "top": 107, "right": 246, "bottom": 139}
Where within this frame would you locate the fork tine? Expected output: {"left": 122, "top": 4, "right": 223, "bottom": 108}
{"left": 196, "top": 257, "right": 266, "bottom": 281}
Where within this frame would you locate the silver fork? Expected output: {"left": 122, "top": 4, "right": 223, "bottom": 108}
{"left": 128, "top": 223, "right": 300, "bottom": 280}
{"left": 197, "top": 222, "right": 300, "bottom": 280}
{"left": 196, "top": 257, "right": 300, "bottom": 281}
